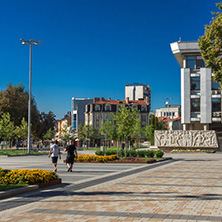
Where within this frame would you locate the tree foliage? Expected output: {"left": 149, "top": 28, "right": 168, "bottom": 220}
{"left": 99, "top": 119, "right": 117, "bottom": 147}
{"left": 0, "top": 83, "right": 56, "bottom": 140}
{"left": 143, "top": 115, "right": 166, "bottom": 145}
{"left": 43, "top": 128, "right": 54, "bottom": 141}
{"left": 14, "top": 118, "right": 28, "bottom": 140}
{"left": 0, "top": 113, "right": 15, "bottom": 143}
{"left": 199, "top": 2, "right": 222, "bottom": 87}
{"left": 60, "top": 126, "right": 75, "bottom": 143}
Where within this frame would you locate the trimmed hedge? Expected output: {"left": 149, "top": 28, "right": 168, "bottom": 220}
{"left": 95, "top": 149, "right": 164, "bottom": 158}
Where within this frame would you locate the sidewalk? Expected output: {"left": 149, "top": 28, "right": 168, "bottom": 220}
{"left": 1, "top": 153, "right": 222, "bottom": 221}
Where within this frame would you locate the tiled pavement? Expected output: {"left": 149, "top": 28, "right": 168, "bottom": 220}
{"left": 1, "top": 153, "right": 222, "bottom": 221}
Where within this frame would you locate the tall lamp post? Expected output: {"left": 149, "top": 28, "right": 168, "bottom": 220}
{"left": 20, "top": 39, "right": 42, "bottom": 153}
{"left": 164, "top": 97, "right": 173, "bottom": 130}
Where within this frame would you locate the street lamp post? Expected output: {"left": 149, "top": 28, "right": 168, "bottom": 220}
{"left": 164, "top": 97, "right": 173, "bottom": 130}
{"left": 20, "top": 39, "right": 42, "bottom": 153}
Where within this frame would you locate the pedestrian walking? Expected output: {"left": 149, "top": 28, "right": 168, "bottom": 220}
{"left": 64, "top": 139, "right": 78, "bottom": 172}
{"left": 40, "top": 142, "right": 43, "bottom": 151}
{"left": 48, "top": 140, "right": 61, "bottom": 172}
{"left": 121, "top": 141, "right": 125, "bottom": 152}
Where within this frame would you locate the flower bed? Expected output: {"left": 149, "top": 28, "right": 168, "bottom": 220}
{"left": 77, "top": 154, "right": 117, "bottom": 163}
{"left": 0, "top": 168, "right": 57, "bottom": 185}
{"left": 76, "top": 155, "right": 161, "bottom": 164}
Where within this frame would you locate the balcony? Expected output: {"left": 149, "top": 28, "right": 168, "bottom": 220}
{"left": 212, "top": 112, "right": 221, "bottom": 122}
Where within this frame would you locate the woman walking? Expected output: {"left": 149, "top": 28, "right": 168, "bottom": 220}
{"left": 48, "top": 140, "right": 61, "bottom": 172}
{"left": 64, "top": 139, "right": 78, "bottom": 172}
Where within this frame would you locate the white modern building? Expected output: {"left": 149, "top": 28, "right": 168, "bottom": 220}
{"left": 155, "top": 105, "right": 181, "bottom": 119}
{"left": 125, "top": 83, "right": 151, "bottom": 105}
{"left": 170, "top": 41, "right": 221, "bottom": 131}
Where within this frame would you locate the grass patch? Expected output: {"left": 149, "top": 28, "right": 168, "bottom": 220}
{"left": 0, "top": 150, "right": 48, "bottom": 156}
{"left": 0, "top": 184, "right": 28, "bottom": 191}
{"left": 83, "top": 148, "right": 100, "bottom": 151}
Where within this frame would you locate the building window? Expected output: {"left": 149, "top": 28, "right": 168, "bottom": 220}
{"left": 212, "top": 81, "right": 220, "bottom": 90}
{"left": 96, "top": 114, "right": 100, "bottom": 128}
{"left": 132, "top": 105, "right": 137, "bottom": 110}
{"left": 196, "top": 56, "right": 205, "bottom": 68}
{"left": 186, "top": 56, "right": 205, "bottom": 69}
{"left": 172, "top": 112, "right": 175, "bottom": 116}
{"left": 141, "top": 115, "right": 146, "bottom": 122}
{"left": 141, "top": 105, "right": 147, "bottom": 111}
{"left": 191, "top": 98, "right": 200, "bottom": 112}
{"left": 105, "top": 104, "right": 111, "bottom": 111}
{"left": 191, "top": 77, "right": 200, "bottom": 90}
{"left": 212, "top": 98, "right": 221, "bottom": 112}
{"left": 187, "top": 56, "right": 195, "bottom": 68}
{"left": 95, "top": 105, "right": 100, "bottom": 111}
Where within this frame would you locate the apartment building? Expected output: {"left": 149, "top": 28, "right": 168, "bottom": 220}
{"left": 71, "top": 98, "right": 93, "bottom": 132}
{"left": 155, "top": 105, "right": 181, "bottom": 119}
{"left": 170, "top": 41, "right": 221, "bottom": 131}
{"left": 125, "top": 83, "right": 151, "bottom": 106}
{"left": 85, "top": 97, "right": 150, "bottom": 129}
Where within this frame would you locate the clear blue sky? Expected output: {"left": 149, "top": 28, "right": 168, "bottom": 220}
{"left": 0, "top": 0, "right": 217, "bottom": 119}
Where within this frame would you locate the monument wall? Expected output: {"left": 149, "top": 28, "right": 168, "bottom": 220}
{"left": 155, "top": 130, "right": 218, "bottom": 148}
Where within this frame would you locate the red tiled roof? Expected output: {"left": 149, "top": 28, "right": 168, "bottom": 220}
{"left": 158, "top": 117, "right": 181, "bottom": 122}
{"left": 92, "top": 99, "right": 148, "bottom": 105}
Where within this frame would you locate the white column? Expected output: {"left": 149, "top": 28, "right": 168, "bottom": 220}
{"left": 181, "top": 68, "right": 191, "bottom": 124}
{"left": 200, "top": 68, "right": 212, "bottom": 124}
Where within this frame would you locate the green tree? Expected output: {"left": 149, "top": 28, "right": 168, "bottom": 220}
{"left": 99, "top": 119, "right": 117, "bottom": 148}
{"left": 84, "top": 124, "right": 94, "bottom": 148}
{"left": 199, "top": 2, "right": 222, "bottom": 87}
{"left": 0, "top": 113, "right": 15, "bottom": 147}
{"left": 0, "top": 83, "right": 41, "bottom": 139}
{"left": 112, "top": 104, "right": 140, "bottom": 157}
{"left": 145, "top": 115, "right": 166, "bottom": 145}
{"left": 77, "top": 123, "right": 86, "bottom": 146}
{"left": 60, "top": 126, "right": 75, "bottom": 143}
{"left": 131, "top": 118, "right": 142, "bottom": 148}
{"left": 43, "top": 128, "right": 54, "bottom": 141}
{"left": 39, "top": 111, "right": 56, "bottom": 139}
{"left": 14, "top": 117, "right": 28, "bottom": 141}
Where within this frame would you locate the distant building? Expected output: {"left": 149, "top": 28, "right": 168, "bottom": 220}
{"left": 85, "top": 97, "right": 150, "bottom": 129}
{"left": 71, "top": 98, "right": 93, "bottom": 132}
{"left": 158, "top": 116, "right": 182, "bottom": 130}
{"left": 170, "top": 41, "right": 221, "bottom": 131}
{"left": 57, "top": 112, "right": 71, "bottom": 138}
{"left": 155, "top": 105, "right": 181, "bottom": 119}
{"left": 125, "top": 83, "right": 151, "bottom": 106}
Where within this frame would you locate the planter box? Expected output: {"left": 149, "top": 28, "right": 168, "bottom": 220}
{"left": 36, "top": 178, "right": 62, "bottom": 189}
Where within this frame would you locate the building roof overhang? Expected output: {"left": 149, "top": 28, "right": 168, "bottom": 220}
{"left": 170, "top": 41, "right": 200, "bottom": 67}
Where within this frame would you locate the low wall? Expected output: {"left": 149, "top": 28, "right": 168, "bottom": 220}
{"left": 154, "top": 130, "right": 218, "bottom": 149}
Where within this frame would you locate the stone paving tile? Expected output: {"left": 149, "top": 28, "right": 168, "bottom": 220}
{"left": 2, "top": 155, "right": 222, "bottom": 221}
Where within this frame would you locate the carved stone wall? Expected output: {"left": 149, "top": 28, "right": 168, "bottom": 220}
{"left": 155, "top": 130, "right": 218, "bottom": 148}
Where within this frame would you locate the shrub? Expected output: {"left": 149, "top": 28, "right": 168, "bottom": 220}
{"left": 155, "top": 150, "right": 164, "bottom": 158}
{"left": 95, "top": 150, "right": 105, "bottom": 156}
{"left": 130, "top": 150, "right": 137, "bottom": 157}
{"left": 146, "top": 150, "right": 155, "bottom": 158}
{"left": 105, "top": 148, "right": 116, "bottom": 156}
{"left": 137, "top": 150, "right": 146, "bottom": 157}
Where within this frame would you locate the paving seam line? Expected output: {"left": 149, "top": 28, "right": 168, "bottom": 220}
{"left": 0, "top": 159, "right": 177, "bottom": 212}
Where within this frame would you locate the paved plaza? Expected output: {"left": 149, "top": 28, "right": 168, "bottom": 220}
{"left": 1, "top": 152, "right": 222, "bottom": 221}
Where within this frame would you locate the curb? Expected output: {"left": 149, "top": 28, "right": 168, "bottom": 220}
{"left": 75, "top": 157, "right": 172, "bottom": 164}
{"left": 0, "top": 178, "right": 62, "bottom": 199}
{"left": 0, "top": 185, "right": 39, "bottom": 199}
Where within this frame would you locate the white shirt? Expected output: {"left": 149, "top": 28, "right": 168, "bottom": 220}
{"left": 51, "top": 144, "right": 60, "bottom": 157}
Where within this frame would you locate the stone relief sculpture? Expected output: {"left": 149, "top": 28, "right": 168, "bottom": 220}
{"left": 155, "top": 130, "right": 218, "bottom": 148}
